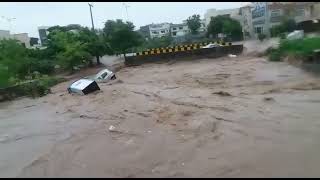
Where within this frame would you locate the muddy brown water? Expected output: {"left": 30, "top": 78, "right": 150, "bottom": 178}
{"left": 1, "top": 55, "right": 320, "bottom": 177}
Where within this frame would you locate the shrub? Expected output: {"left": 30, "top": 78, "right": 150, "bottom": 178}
{"left": 21, "top": 76, "right": 64, "bottom": 97}
{"left": 268, "top": 50, "right": 282, "bottom": 62}
{"left": 258, "top": 33, "right": 266, "bottom": 42}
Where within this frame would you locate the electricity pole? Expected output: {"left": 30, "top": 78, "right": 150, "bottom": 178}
{"left": 88, "top": 3, "right": 95, "bottom": 31}
{"left": 123, "top": 3, "right": 130, "bottom": 21}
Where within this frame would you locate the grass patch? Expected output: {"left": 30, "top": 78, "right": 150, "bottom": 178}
{"left": 267, "top": 37, "right": 320, "bottom": 62}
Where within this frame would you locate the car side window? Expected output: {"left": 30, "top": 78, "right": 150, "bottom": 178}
{"left": 100, "top": 72, "right": 108, "bottom": 79}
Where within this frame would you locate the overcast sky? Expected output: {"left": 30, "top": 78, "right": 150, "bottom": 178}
{"left": 0, "top": 2, "right": 248, "bottom": 38}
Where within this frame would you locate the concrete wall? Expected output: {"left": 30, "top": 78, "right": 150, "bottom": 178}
{"left": 125, "top": 45, "right": 243, "bottom": 66}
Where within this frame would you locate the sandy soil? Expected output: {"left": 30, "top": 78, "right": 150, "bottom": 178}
{"left": 1, "top": 52, "right": 320, "bottom": 177}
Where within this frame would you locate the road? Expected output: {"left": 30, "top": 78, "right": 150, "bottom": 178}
{"left": 1, "top": 47, "right": 320, "bottom": 177}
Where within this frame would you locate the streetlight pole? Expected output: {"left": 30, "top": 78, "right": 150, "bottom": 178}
{"left": 88, "top": 3, "right": 95, "bottom": 31}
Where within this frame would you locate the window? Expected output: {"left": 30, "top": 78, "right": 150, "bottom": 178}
{"left": 255, "top": 27, "right": 263, "bottom": 34}
{"left": 296, "top": 8, "right": 305, "bottom": 17}
{"left": 270, "top": 9, "right": 281, "bottom": 17}
{"left": 152, "top": 31, "right": 158, "bottom": 34}
{"left": 179, "top": 27, "right": 183, "bottom": 30}
{"left": 172, "top": 32, "right": 177, "bottom": 36}
{"left": 173, "top": 27, "right": 177, "bottom": 30}
{"left": 161, "top": 30, "right": 165, "bottom": 33}
{"left": 100, "top": 72, "right": 108, "bottom": 79}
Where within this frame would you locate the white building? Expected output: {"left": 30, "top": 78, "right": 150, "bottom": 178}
{"left": 204, "top": 8, "right": 242, "bottom": 26}
{"left": 170, "top": 23, "right": 189, "bottom": 37}
{"left": 149, "top": 23, "right": 171, "bottom": 38}
{"left": 0, "top": 30, "right": 11, "bottom": 40}
{"left": 0, "top": 30, "right": 31, "bottom": 48}
{"left": 13, "top": 33, "right": 30, "bottom": 48}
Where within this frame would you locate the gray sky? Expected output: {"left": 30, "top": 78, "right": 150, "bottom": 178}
{"left": 0, "top": 2, "right": 248, "bottom": 38}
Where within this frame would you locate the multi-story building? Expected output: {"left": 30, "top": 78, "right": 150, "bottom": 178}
{"left": 138, "top": 25, "right": 150, "bottom": 40}
{"left": 38, "top": 26, "right": 50, "bottom": 45}
{"left": 149, "top": 23, "right": 171, "bottom": 39}
{"left": 240, "top": 4, "right": 255, "bottom": 39}
{"left": 250, "top": 2, "right": 320, "bottom": 38}
{"left": 170, "top": 23, "right": 189, "bottom": 37}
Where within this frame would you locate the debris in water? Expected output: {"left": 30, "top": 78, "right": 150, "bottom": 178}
{"left": 109, "top": 125, "right": 116, "bottom": 132}
{"left": 228, "top": 54, "right": 237, "bottom": 58}
{"left": 212, "top": 91, "right": 232, "bottom": 96}
{"left": 264, "top": 97, "right": 275, "bottom": 101}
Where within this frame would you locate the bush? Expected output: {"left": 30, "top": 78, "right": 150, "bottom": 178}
{"left": 268, "top": 50, "right": 282, "bottom": 62}
{"left": 279, "top": 32, "right": 287, "bottom": 39}
{"left": 258, "top": 34, "right": 267, "bottom": 42}
{"left": 268, "top": 37, "right": 320, "bottom": 62}
{"left": 21, "top": 76, "right": 64, "bottom": 97}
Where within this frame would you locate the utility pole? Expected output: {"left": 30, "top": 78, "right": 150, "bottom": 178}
{"left": 123, "top": 3, "right": 130, "bottom": 21}
{"left": 88, "top": 3, "right": 95, "bottom": 31}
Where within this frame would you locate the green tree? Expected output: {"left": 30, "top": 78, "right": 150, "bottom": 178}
{"left": 50, "top": 31, "right": 91, "bottom": 72}
{"left": 0, "top": 39, "right": 29, "bottom": 79}
{"left": 269, "top": 18, "right": 296, "bottom": 37}
{"left": 103, "top": 19, "right": 142, "bottom": 57}
{"left": 186, "top": 14, "right": 201, "bottom": 35}
{"left": 78, "top": 28, "right": 111, "bottom": 65}
{"left": 207, "top": 15, "right": 243, "bottom": 41}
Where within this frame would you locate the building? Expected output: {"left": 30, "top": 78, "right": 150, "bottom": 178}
{"left": 0, "top": 29, "right": 31, "bottom": 48}
{"left": 38, "top": 26, "right": 50, "bottom": 45}
{"left": 240, "top": 4, "right": 255, "bottom": 39}
{"left": 250, "top": 2, "right": 320, "bottom": 38}
{"left": 29, "top": 37, "right": 39, "bottom": 46}
{"left": 0, "top": 30, "right": 11, "bottom": 40}
{"left": 12, "top": 33, "right": 31, "bottom": 48}
{"left": 204, "top": 8, "right": 242, "bottom": 26}
{"left": 170, "top": 23, "right": 189, "bottom": 37}
{"left": 138, "top": 25, "right": 150, "bottom": 40}
{"left": 149, "top": 23, "right": 171, "bottom": 38}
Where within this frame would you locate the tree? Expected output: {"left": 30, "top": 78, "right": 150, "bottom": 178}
{"left": 103, "top": 19, "right": 143, "bottom": 57}
{"left": 186, "top": 14, "right": 201, "bottom": 35}
{"left": 78, "top": 28, "right": 111, "bottom": 65}
{"left": 269, "top": 18, "right": 296, "bottom": 37}
{"left": 207, "top": 15, "right": 243, "bottom": 41}
{"left": 50, "top": 31, "right": 91, "bottom": 72}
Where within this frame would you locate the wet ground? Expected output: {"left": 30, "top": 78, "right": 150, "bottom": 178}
{"left": 1, "top": 53, "right": 320, "bottom": 177}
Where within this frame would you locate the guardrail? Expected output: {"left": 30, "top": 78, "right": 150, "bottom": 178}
{"left": 125, "top": 44, "right": 243, "bottom": 66}
{"left": 135, "top": 41, "right": 232, "bottom": 56}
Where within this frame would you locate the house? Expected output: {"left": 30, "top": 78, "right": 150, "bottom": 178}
{"left": 149, "top": 23, "right": 171, "bottom": 39}
{"left": 250, "top": 2, "right": 320, "bottom": 38}
{"left": 170, "top": 23, "right": 189, "bottom": 37}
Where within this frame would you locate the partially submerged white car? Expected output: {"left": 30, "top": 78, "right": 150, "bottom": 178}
{"left": 85, "top": 68, "right": 116, "bottom": 83}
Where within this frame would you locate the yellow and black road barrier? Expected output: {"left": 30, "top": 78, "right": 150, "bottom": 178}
{"left": 136, "top": 41, "right": 232, "bottom": 56}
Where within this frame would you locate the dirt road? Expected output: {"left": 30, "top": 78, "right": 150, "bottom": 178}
{"left": 1, "top": 53, "right": 320, "bottom": 177}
